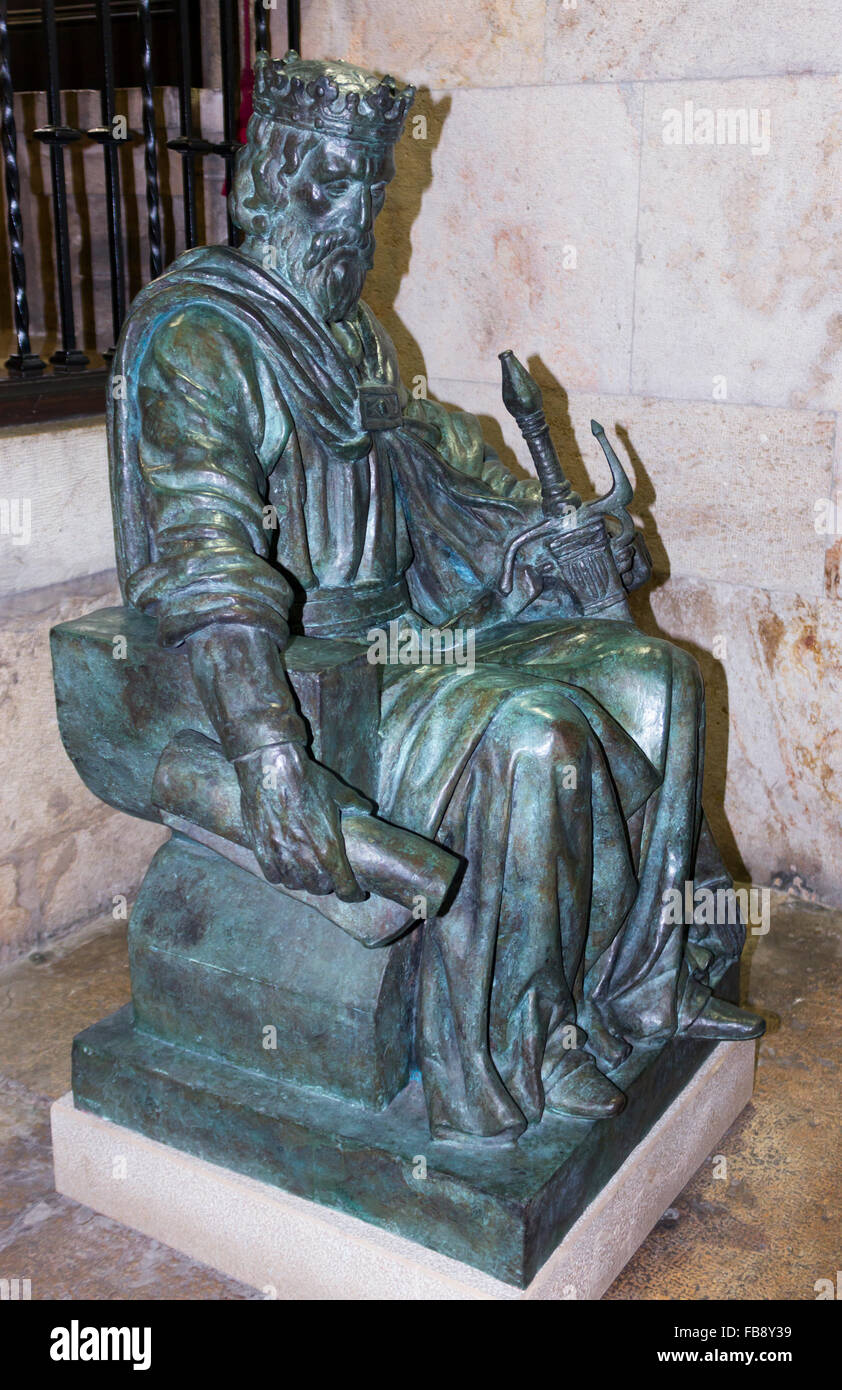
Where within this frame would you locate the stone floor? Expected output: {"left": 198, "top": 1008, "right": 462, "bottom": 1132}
{"left": 0, "top": 890, "right": 839, "bottom": 1300}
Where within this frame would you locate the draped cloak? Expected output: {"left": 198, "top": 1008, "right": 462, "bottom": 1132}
{"left": 108, "top": 244, "right": 743, "bottom": 1141}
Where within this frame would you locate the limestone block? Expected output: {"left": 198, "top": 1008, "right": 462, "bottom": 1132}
{"left": 545, "top": 0, "right": 842, "bottom": 84}
{"left": 633, "top": 76, "right": 842, "bottom": 412}
{"left": 303, "top": 1, "right": 547, "bottom": 89}
{"left": 367, "top": 82, "right": 642, "bottom": 396}
{"left": 0, "top": 423, "right": 114, "bottom": 595}
{"left": 645, "top": 577, "right": 842, "bottom": 908}
{"left": 0, "top": 578, "right": 122, "bottom": 856}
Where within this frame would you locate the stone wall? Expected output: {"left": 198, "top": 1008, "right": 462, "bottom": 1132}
{"left": 0, "top": 423, "right": 168, "bottom": 963}
{"left": 303, "top": 0, "right": 842, "bottom": 906}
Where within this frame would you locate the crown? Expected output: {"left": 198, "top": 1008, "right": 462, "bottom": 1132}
{"left": 252, "top": 51, "right": 415, "bottom": 147}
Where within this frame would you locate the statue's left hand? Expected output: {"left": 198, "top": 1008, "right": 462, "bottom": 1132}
{"left": 611, "top": 527, "right": 652, "bottom": 593}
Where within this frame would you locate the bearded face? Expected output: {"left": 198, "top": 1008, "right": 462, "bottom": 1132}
{"left": 260, "top": 135, "right": 395, "bottom": 323}
{"left": 274, "top": 218, "right": 374, "bottom": 323}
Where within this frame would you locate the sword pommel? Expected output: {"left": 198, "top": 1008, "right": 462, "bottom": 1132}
{"left": 499, "top": 349, "right": 543, "bottom": 420}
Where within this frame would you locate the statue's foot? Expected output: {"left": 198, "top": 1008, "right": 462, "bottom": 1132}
{"left": 544, "top": 1051, "right": 627, "bottom": 1120}
{"left": 682, "top": 996, "right": 765, "bottom": 1040}
{"left": 585, "top": 1021, "right": 632, "bottom": 1070}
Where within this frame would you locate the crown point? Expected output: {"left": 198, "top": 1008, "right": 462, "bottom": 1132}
{"left": 250, "top": 54, "right": 415, "bottom": 144}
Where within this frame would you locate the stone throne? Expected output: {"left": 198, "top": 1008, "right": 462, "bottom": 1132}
{"left": 51, "top": 605, "right": 448, "bottom": 1114}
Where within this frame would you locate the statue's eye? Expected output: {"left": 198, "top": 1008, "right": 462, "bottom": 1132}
{"left": 325, "top": 179, "right": 351, "bottom": 198}
{"left": 371, "top": 182, "right": 386, "bottom": 204}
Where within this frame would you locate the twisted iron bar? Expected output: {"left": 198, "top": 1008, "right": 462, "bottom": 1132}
{"left": 287, "top": 0, "right": 300, "bottom": 52}
{"left": 254, "top": 0, "right": 267, "bottom": 54}
{"left": 90, "top": 0, "right": 126, "bottom": 349}
{"left": 36, "top": 0, "right": 87, "bottom": 366}
{"left": 138, "top": 0, "right": 163, "bottom": 279}
{"left": 0, "top": 1, "right": 44, "bottom": 370}
{"left": 219, "top": 0, "right": 237, "bottom": 246}
{"left": 175, "top": 0, "right": 197, "bottom": 248}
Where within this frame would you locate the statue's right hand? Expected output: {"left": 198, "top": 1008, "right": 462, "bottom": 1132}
{"left": 234, "top": 743, "right": 371, "bottom": 902}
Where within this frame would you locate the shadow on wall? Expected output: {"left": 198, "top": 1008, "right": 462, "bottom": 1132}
{"left": 504, "top": 367, "right": 745, "bottom": 884}
{"left": 618, "top": 426, "right": 747, "bottom": 883}
{"left": 362, "top": 88, "right": 451, "bottom": 379}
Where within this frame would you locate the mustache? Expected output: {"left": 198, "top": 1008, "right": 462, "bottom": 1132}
{"left": 303, "top": 230, "right": 374, "bottom": 271}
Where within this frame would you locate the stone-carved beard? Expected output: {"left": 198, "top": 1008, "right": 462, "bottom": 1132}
{"left": 272, "top": 218, "right": 374, "bottom": 323}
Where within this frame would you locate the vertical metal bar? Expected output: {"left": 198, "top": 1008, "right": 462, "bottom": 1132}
{"left": 92, "top": 0, "right": 126, "bottom": 351}
{"left": 218, "top": 0, "right": 236, "bottom": 245}
{"left": 36, "top": 0, "right": 87, "bottom": 366}
{"left": 253, "top": 0, "right": 267, "bottom": 54}
{"left": 137, "top": 0, "right": 163, "bottom": 278}
{"left": 176, "top": 0, "right": 197, "bottom": 247}
{"left": 287, "top": 0, "right": 300, "bottom": 53}
{"left": 0, "top": 0, "right": 45, "bottom": 371}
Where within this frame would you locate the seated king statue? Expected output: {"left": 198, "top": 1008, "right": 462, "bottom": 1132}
{"left": 53, "top": 49, "right": 762, "bottom": 1179}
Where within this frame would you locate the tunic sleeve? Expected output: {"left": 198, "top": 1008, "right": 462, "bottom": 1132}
{"left": 126, "top": 303, "right": 295, "bottom": 650}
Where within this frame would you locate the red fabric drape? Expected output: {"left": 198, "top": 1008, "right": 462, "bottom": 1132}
{"left": 238, "top": 0, "right": 255, "bottom": 143}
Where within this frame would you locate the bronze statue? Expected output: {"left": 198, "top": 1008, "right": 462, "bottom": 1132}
{"left": 52, "top": 51, "right": 762, "bottom": 1280}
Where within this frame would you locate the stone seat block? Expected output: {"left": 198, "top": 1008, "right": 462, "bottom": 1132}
{"left": 130, "top": 834, "right": 420, "bottom": 1109}
{"left": 51, "top": 605, "right": 418, "bottom": 1108}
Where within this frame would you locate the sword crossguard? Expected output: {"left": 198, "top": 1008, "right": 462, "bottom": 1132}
{"left": 498, "top": 351, "right": 637, "bottom": 620}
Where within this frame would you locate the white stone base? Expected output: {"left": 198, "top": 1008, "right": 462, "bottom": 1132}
{"left": 52, "top": 1040, "right": 755, "bottom": 1300}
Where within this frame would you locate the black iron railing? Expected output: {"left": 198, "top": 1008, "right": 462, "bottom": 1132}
{"left": 90, "top": 0, "right": 127, "bottom": 352}
{"left": 0, "top": 0, "right": 301, "bottom": 422}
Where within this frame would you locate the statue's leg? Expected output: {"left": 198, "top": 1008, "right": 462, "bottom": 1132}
{"left": 411, "top": 682, "right": 635, "bottom": 1142}
{"left": 473, "top": 623, "right": 709, "bottom": 1044}
{"left": 581, "top": 638, "right": 707, "bottom": 1042}
{"left": 486, "top": 626, "right": 758, "bottom": 1040}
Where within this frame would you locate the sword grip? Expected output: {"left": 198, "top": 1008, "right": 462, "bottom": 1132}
{"left": 519, "top": 410, "right": 580, "bottom": 519}
{"left": 499, "top": 349, "right": 581, "bottom": 518}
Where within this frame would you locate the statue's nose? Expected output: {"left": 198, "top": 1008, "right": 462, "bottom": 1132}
{"left": 353, "top": 186, "right": 374, "bottom": 234}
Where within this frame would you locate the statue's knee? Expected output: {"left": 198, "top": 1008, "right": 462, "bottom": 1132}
{"left": 638, "top": 636, "right": 702, "bottom": 704}
{"left": 492, "top": 690, "right": 589, "bottom": 765}
{"left": 669, "top": 643, "right": 704, "bottom": 700}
